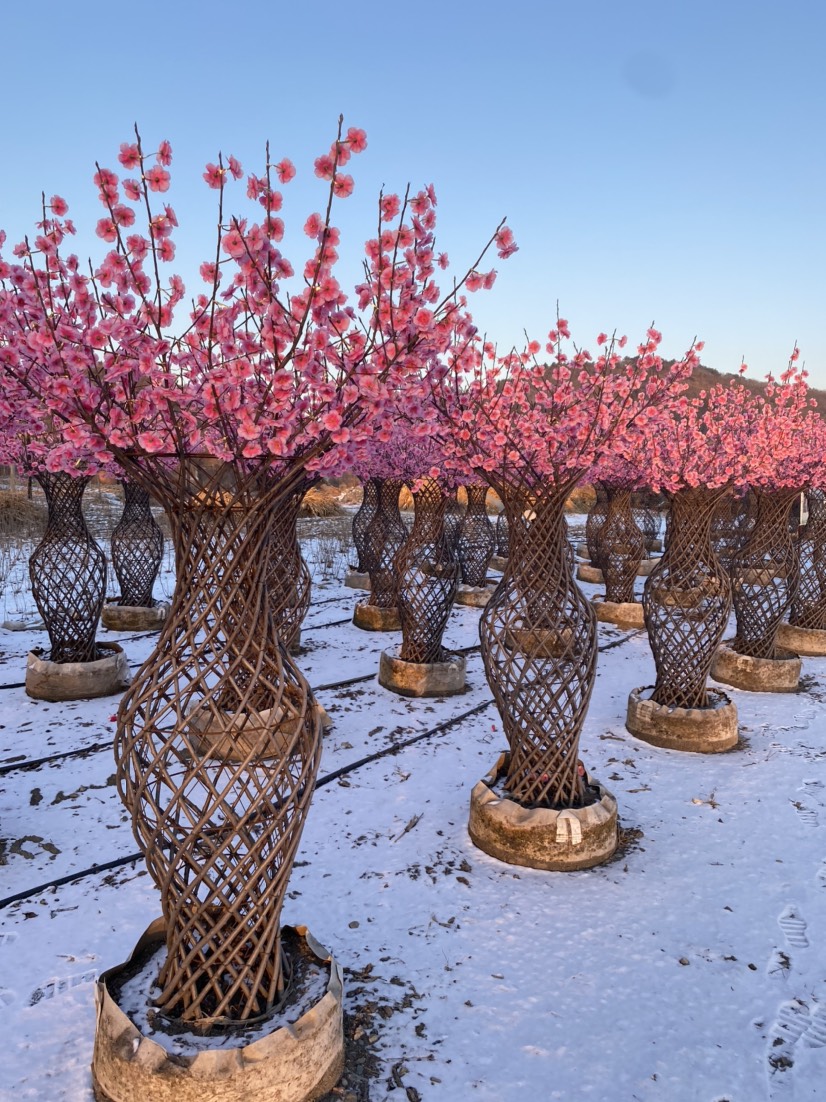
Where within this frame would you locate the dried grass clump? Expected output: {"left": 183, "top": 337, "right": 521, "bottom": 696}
{"left": 0, "top": 490, "right": 47, "bottom": 537}
{"left": 299, "top": 484, "right": 348, "bottom": 518}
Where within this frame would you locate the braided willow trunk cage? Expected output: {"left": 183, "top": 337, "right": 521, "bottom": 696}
{"left": 111, "top": 481, "right": 164, "bottom": 607}
{"left": 479, "top": 484, "right": 597, "bottom": 809}
{"left": 495, "top": 510, "right": 510, "bottom": 556}
{"left": 631, "top": 491, "right": 660, "bottom": 551}
{"left": 730, "top": 489, "right": 800, "bottom": 659}
{"left": 363, "top": 479, "right": 407, "bottom": 610}
{"left": 596, "top": 484, "right": 646, "bottom": 604}
{"left": 457, "top": 484, "right": 495, "bottom": 587}
{"left": 710, "top": 490, "right": 758, "bottom": 575}
{"left": 114, "top": 459, "right": 321, "bottom": 1026}
{"left": 29, "top": 472, "right": 107, "bottom": 664}
{"left": 791, "top": 489, "right": 826, "bottom": 629}
{"left": 351, "top": 478, "right": 379, "bottom": 573}
{"left": 642, "top": 488, "right": 731, "bottom": 709}
{"left": 585, "top": 481, "right": 609, "bottom": 563}
{"left": 443, "top": 489, "right": 466, "bottom": 556}
{"left": 394, "top": 479, "right": 459, "bottom": 663}
{"left": 267, "top": 487, "right": 311, "bottom": 650}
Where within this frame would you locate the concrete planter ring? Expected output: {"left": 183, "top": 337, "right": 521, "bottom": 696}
{"left": 102, "top": 601, "right": 169, "bottom": 632}
{"left": 379, "top": 647, "right": 466, "bottom": 697}
{"left": 489, "top": 554, "right": 508, "bottom": 573}
{"left": 576, "top": 563, "right": 604, "bottom": 584}
{"left": 468, "top": 752, "right": 618, "bottom": 871}
{"left": 777, "top": 622, "right": 826, "bottom": 657}
{"left": 591, "top": 597, "right": 645, "bottom": 629}
{"left": 710, "top": 643, "right": 802, "bottom": 693}
{"left": 352, "top": 601, "right": 401, "bottom": 632}
{"left": 26, "top": 642, "right": 131, "bottom": 702}
{"left": 454, "top": 583, "right": 496, "bottom": 608}
{"left": 92, "top": 919, "right": 344, "bottom": 1102}
{"left": 343, "top": 568, "right": 371, "bottom": 591}
{"left": 625, "top": 685, "right": 739, "bottom": 753}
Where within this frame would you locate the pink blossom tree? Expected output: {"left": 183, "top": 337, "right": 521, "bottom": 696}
{"left": 0, "top": 123, "right": 514, "bottom": 1025}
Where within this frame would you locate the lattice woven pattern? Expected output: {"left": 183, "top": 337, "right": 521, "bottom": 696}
{"left": 443, "top": 489, "right": 466, "bottom": 556}
{"left": 585, "top": 481, "right": 609, "bottom": 563}
{"left": 115, "top": 460, "right": 320, "bottom": 1026}
{"left": 457, "top": 484, "right": 494, "bottom": 587}
{"left": 632, "top": 490, "right": 661, "bottom": 551}
{"left": 29, "top": 472, "right": 106, "bottom": 664}
{"left": 791, "top": 489, "right": 826, "bottom": 630}
{"left": 730, "top": 489, "right": 799, "bottom": 659}
{"left": 394, "top": 480, "right": 459, "bottom": 663}
{"left": 351, "top": 478, "right": 379, "bottom": 572}
{"left": 643, "top": 488, "right": 731, "bottom": 709}
{"left": 363, "top": 479, "right": 407, "bottom": 609}
{"left": 111, "top": 481, "right": 164, "bottom": 607}
{"left": 267, "top": 490, "right": 311, "bottom": 650}
{"left": 596, "top": 484, "right": 646, "bottom": 604}
{"left": 495, "top": 510, "right": 510, "bottom": 556}
{"left": 710, "top": 490, "right": 757, "bottom": 574}
{"left": 479, "top": 484, "right": 597, "bottom": 809}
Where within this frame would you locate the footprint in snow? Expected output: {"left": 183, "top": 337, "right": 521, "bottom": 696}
{"left": 779, "top": 905, "right": 810, "bottom": 949}
{"left": 766, "top": 998, "right": 810, "bottom": 1098}
{"left": 817, "top": 860, "right": 826, "bottom": 888}
{"left": 0, "top": 988, "right": 14, "bottom": 1010}
{"left": 29, "top": 969, "right": 97, "bottom": 1006}
{"left": 792, "top": 801, "right": 819, "bottom": 828}
{"left": 802, "top": 1000, "right": 826, "bottom": 1049}
{"left": 0, "top": 932, "right": 18, "bottom": 948}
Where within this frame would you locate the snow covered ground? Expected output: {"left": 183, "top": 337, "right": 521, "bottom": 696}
{"left": 1, "top": 537, "right": 826, "bottom": 1101}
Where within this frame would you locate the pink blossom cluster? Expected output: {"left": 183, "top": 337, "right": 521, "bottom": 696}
{"left": 0, "top": 123, "right": 514, "bottom": 492}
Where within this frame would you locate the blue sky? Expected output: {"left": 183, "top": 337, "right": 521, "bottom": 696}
{"left": 2, "top": 0, "right": 824, "bottom": 383}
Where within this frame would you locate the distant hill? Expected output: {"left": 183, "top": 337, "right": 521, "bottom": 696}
{"left": 673, "top": 361, "right": 826, "bottom": 413}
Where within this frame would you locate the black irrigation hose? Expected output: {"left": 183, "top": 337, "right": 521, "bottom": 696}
{"left": 0, "top": 629, "right": 642, "bottom": 910}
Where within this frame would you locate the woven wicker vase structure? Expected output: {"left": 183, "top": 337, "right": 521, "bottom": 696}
{"left": 790, "top": 489, "right": 826, "bottom": 630}
{"left": 584, "top": 480, "right": 609, "bottom": 564}
{"left": 729, "top": 489, "right": 800, "bottom": 659}
{"left": 29, "top": 472, "right": 106, "bottom": 664}
{"left": 495, "top": 510, "right": 510, "bottom": 557}
{"left": 267, "top": 486, "right": 311, "bottom": 651}
{"left": 351, "top": 478, "right": 379, "bottom": 573}
{"left": 642, "top": 488, "right": 731, "bottom": 708}
{"left": 363, "top": 479, "right": 407, "bottom": 610}
{"left": 596, "top": 484, "right": 646, "bottom": 605}
{"left": 443, "top": 488, "right": 466, "bottom": 556}
{"left": 394, "top": 479, "right": 459, "bottom": 664}
{"left": 114, "top": 460, "right": 321, "bottom": 1026}
{"left": 479, "top": 484, "right": 597, "bottom": 809}
{"left": 111, "top": 481, "right": 164, "bottom": 608}
{"left": 457, "top": 484, "right": 495, "bottom": 587}
{"left": 631, "top": 491, "right": 661, "bottom": 552}
{"left": 710, "top": 490, "right": 758, "bottom": 575}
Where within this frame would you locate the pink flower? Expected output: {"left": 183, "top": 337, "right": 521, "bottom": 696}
{"left": 333, "top": 174, "right": 354, "bottom": 198}
{"left": 145, "top": 166, "right": 170, "bottom": 192}
{"left": 314, "top": 154, "right": 335, "bottom": 180}
{"left": 96, "top": 218, "right": 117, "bottom": 242}
{"left": 158, "top": 238, "right": 175, "bottom": 262}
{"left": 228, "top": 155, "right": 243, "bottom": 180}
{"left": 203, "top": 163, "right": 225, "bottom": 189}
{"left": 322, "top": 410, "right": 343, "bottom": 431}
{"left": 275, "top": 158, "right": 296, "bottom": 183}
{"left": 123, "top": 179, "right": 141, "bottom": 201}
{"left": 618, "top": 335, "right": 628, "bottom": 348}
{"left": 112, "top": 205, "right": 135, "bottom": 228}
{"left": 346, "top": 127, "right": 368, "bottom": 153}
{"left": 304, "top": 212, "right": 323, "bottom": 238}
{"left": 137, "top": 431, "right": 165, "bottom": 453}
{"left": 380, "top": 194, "right": 400, "bottom": 222}
{"left": 50, "top": 195, "right": 68, "bottom": 216}
{"left": 437, "top": 252, "right": 449, "bottom": 269}
{"left": 118, "top": 143, "right": 141, "bottom": 169}
{"left": 156, "top": 140, "right": 173, "bottom": 166}
{"left": 597, "top": 332, "right": 608, "bottom": 346}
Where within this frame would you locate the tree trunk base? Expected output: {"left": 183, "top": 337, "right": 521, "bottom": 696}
{"left": 777, "top": 622, "right": 826, "bottom": 657}
{"left": 711, "top": 643, "right": 801, "bottom": 693}
{"left": 26, "top": 643, "right": 131, "bottom": 701}
{"left": 592, "top": 598, "right": 645, "bottom": 629}
{"left": 626, "top": 685, "right": 739, "bottom": 753}
{"left": 378, "top": 648, "right": 466, "bottom": 697}
{"left": 352, "top": 601, "right": 401, "bottom": 632}
{"left": 102, "top": 602, "right": 169, "bottom": 632}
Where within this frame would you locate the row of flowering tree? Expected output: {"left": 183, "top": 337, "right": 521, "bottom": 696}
{"left": 0, "top": 121, "right": 515, "bottom": 1097}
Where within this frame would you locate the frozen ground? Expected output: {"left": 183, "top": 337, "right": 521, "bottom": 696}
{"left": 1, "top": 537, "right": 826, "bottom": 1101}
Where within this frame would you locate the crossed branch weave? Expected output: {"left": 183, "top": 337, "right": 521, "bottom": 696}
{"left": 730, "top": 489, "right": 800, "bottom": 659}
{"left": 267, "top": 489, "right": 311, "bottom": 650}
{"left": 394, "top": 480, "right": 459, "bottom": 663}
{"left": 351, "top": 478, "right": 379, "bottom": 572}
{"left": 791, "top": 489, "right": 826, "bottom": 629}
{"left": 443, "top": 489, "right": 466, "bottom": 556}
{"left": 495, "top": 510, "right": 510, "bottom": 556}
{"left": 115, "top": 460, "right": 320, "bottom": 1025}
{"left": 643, "top": 488, "right": 731, "bottom": 709}
{"left": 457, "top": 484, "right": 495, "bottom": 587}
{"left": 111, "top": 481, "right": 164, "bottom": 607}
{"left": 631, "top": 490, "right": 661, "bottom": 551}
{"left": 710, "top": 490, "right": 757, "bottom": 574}
{"left": 585, "top": 481, "right": 609, "bottom": 564}
{"left": 29, "top": 472, "right": 106, "bottom": 664}
{"left": 479, "top": 483, "right": 596, "bottom": 809}
{"left": 363, "top": 479, "right": 407, "bottom": 609}
{"left": 596, "top": 484, "right": 646, "bottom": 604}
